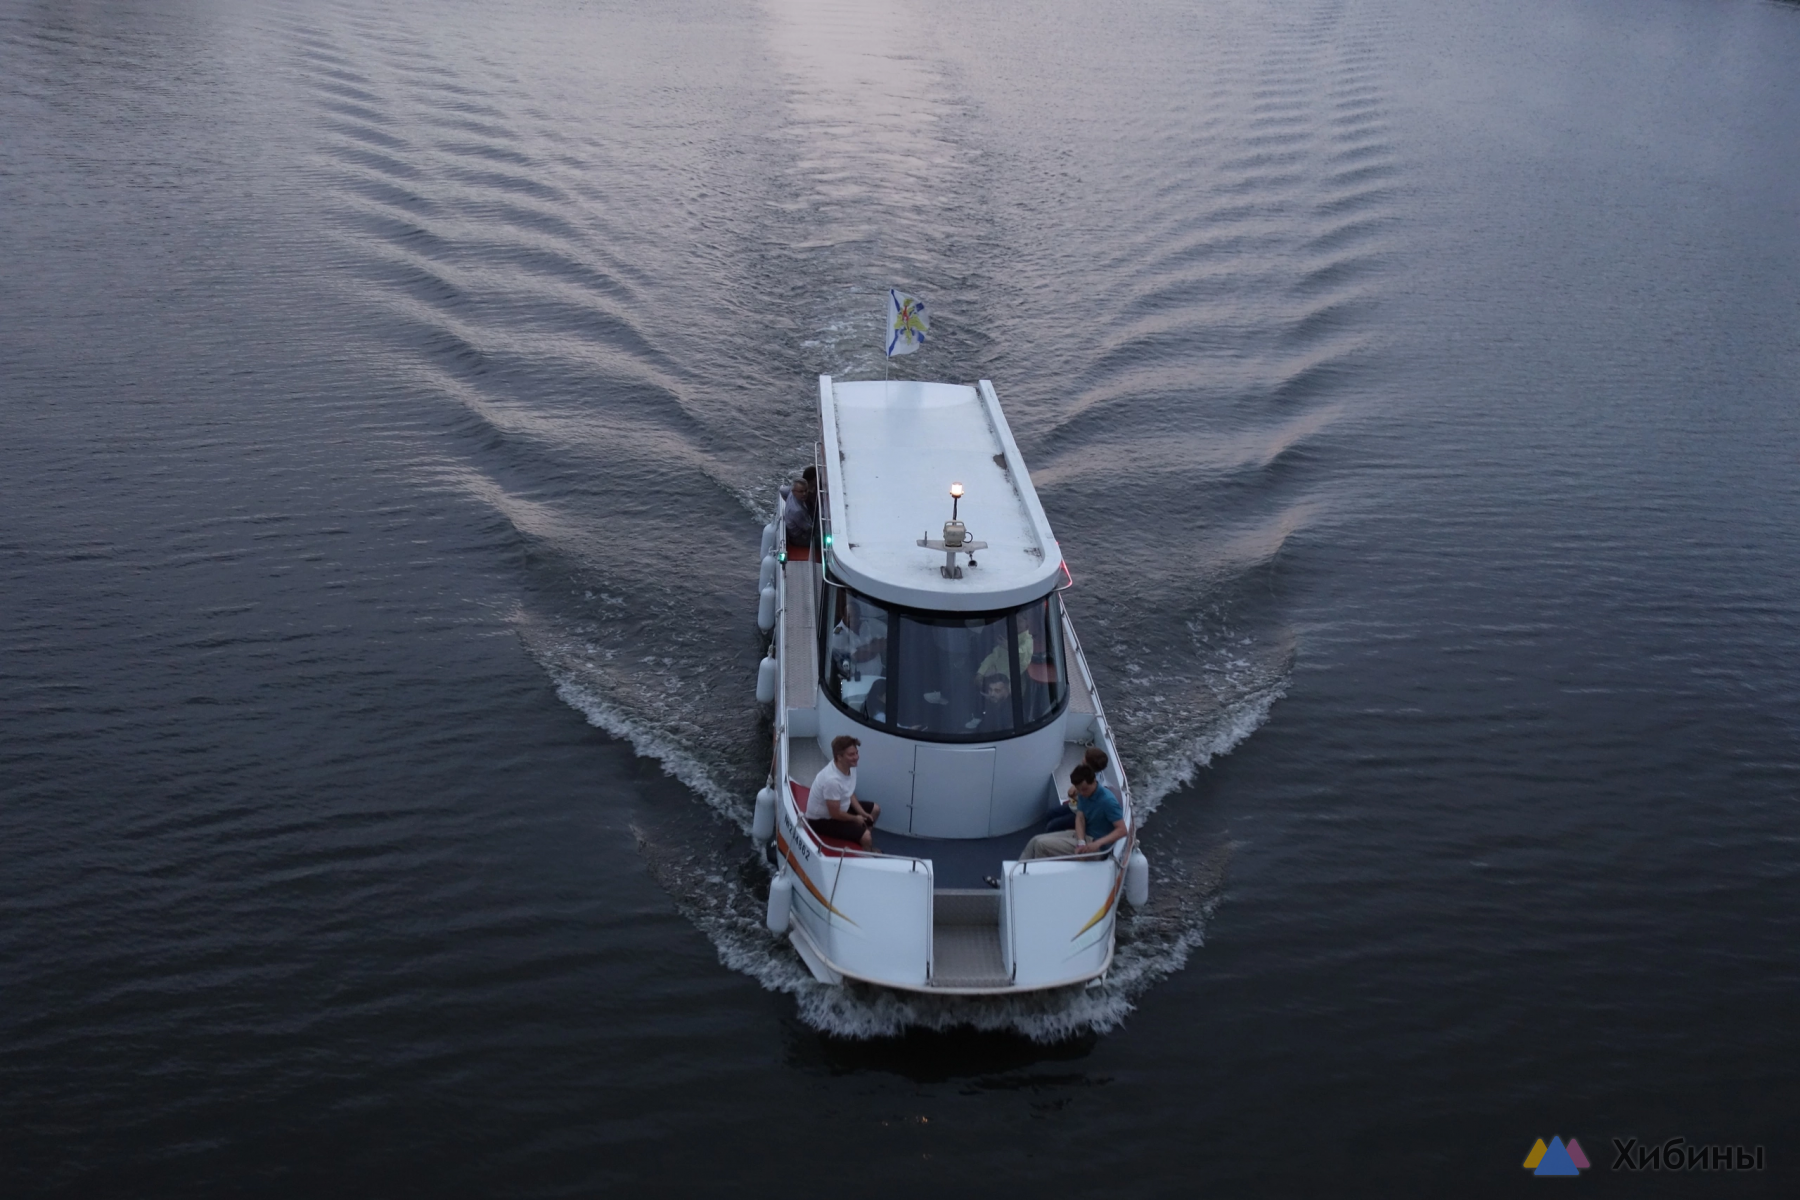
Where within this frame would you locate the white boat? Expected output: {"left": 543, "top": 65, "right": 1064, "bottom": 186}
{"left": 751, "top": 376, "right": 1149, "bottom": 994}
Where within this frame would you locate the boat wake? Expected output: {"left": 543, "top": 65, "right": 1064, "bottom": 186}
{"left": 292, "top": 0, "right": 1370, "bottom": 1041}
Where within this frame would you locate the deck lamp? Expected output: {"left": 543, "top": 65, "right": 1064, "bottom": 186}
{"left": 944, "top": 482, "right": 967, "bottom": 548}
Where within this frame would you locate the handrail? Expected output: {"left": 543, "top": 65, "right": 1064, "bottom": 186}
{"left": 813, "top": 439, "right": 830, "bottom": 558}
{"left": 772, "top": 486, "right": 790, "bottom": 804}
{"left": 1031, "top": 598, "right": 1136, "bottom": 922}
{"left": 1058, "top": 597, "right": 1133, "bottom": 823}
{"left": 1017, "top": 848, "right": 1117, "bottom": 868}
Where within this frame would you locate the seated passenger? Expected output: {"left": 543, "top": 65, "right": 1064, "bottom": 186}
{"left": 1019, "top": 763, "right": 1124, "bottom": 860}
{"left": 1045, "top": 746, "right": 1108, "bottom": 832}
{"left": 975, "top": 624, "right": 1035, "bottom": 686}
{"left": 783, "top": 468, "right": 818, "bottom": 559}
{"left": 807, "top": 734, "right": 881, "bottom": 851}
{"left": 861, "top": 676, "right": 888, "bottom": 724}
{"left": 830, "top": 597, "right": 885, "bottom": 679}
{"left": 968, "top": 672, "right": 1012, "bottom": 732}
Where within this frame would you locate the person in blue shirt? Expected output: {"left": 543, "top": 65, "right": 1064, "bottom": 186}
{"left": 1019, "top": 764, "right": 1125, "bottom": 860}
{"left": 1044, "top": 746, "right": 1109, "bottom": 833}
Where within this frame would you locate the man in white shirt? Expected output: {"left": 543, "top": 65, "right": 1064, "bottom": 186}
{"left": 808, "top": 735, "right": 880, "bottom": 850}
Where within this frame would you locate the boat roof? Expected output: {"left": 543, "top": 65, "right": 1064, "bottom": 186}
{"left": 818, "top": 376, "right": 1062, "bottom": 612}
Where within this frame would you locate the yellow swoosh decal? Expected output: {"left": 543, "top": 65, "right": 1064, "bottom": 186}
{"left": 777, "top": 832, "right": 857, "bottom": 925}
{"left": 1072, "top": 858, "right": 1127, "bottom": 939}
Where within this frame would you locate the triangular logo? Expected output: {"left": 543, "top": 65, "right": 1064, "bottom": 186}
{"left": 1534, "top": 1136, "right": 1581, "bottom": 1176}
{"left": 1522, "top": 1138, "right": 1548, "bottom": 1169}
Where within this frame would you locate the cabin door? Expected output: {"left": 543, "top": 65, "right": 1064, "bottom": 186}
{"left": 909, "top": 745, "right": 996, "bottom": 838}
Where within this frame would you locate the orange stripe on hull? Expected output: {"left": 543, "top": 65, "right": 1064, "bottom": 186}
{"left": 777, "top": 832, "right": 856, "bottom": 925}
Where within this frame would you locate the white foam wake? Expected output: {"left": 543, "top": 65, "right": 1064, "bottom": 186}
{"left": 554, "top": 673, "right": 750, "bottom": 832}
{"left": 1129, "top": 677, "right": 1287, "bottom": 816}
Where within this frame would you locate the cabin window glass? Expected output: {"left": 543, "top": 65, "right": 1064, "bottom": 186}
{"left": 819, "top": 585, "right": 1069, "bottom": 741}
{"left": 1015, "top": 595, "right": 1067, "bottom": 724}
{"left": 825, "top": 587, "right": 890, "bottom": 725}
{"left": 892, "top": 611, "right": 1021, "bottom": 737}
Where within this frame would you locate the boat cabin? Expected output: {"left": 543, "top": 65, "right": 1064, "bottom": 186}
{"left": 796, "top": 378, "right": 1078, "bottom": 839}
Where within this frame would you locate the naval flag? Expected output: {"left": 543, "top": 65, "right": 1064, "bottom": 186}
{"left": 885, "top": 290, "right": 928, "bottom": 357}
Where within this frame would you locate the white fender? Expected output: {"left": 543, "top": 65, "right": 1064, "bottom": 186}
{"left": 760, "top": 522, "right": 777, "bottom": 559}
{"left": 759, "top": 553, "right": 778, "bottom": 590}
{"left": 755, "top": 655, "right": 779, "bottom": 703}
{"left": 752, "top": 785, "right": 778, "bottom": 843}
{"left": 756, "top": 584, "right": 777, "bottom": 632}
{"left": 766, "top": 870, "right": 793, "bottom": 932}
{"left": 1126, "top": 848, "right": 1150, "bottom": 907}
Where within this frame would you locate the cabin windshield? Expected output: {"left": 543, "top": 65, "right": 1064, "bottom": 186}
{"left": 823, "top": 585, "right": 1067, "bottom": 741}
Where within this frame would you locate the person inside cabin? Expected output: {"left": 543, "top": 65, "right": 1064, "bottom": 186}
{"left": 970, "top": 672, "right": 1012, "bottom": 733}
{"left": 1017, "top": 763, "right": 1124, "bottom": 861}
{"left": 861, "top": 676, "right": 888, "bottom": 724}
{"left": 975, "top": 622, "right": 1035, "bottom": 691}
{"left": 783, "top": 467, "right": 818, "bottom": 559}
{"left": 831, "top": 592, "right": 884, "bottom": 668}
{"left": 1044, "top": 746, "right": 1108, "bottom": 833}
{"left": 807, "top": 734, "right": 881, "bottom": 851}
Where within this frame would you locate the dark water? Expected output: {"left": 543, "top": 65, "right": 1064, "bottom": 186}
{"left": 4, "top": 0, "right": 1797, "bottom": 1193}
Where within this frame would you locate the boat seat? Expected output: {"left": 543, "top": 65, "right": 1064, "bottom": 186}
{"left": 787, "top": 781, "right": 862, "bottom": 854}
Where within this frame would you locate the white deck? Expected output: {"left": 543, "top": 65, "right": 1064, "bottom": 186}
{"left": 819, "top": 377, "right": 1062, "bottom": 611}
{"left": 781, "top": 559, "right": 817, "bottom": 738}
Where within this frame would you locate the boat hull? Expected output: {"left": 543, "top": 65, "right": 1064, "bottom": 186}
{"left": 755, "top": 376, "right": 1142, "bottom": 996}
